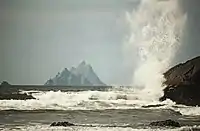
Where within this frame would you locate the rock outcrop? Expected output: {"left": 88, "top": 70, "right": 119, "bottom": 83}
{"left": 45, "top": 68, "right": 92, "bottom": 86}
{"left": 0, "top": 93, "right": 35, "bottom": 100}
{"left": 0, "top": 81, "right": 36, "bottom": 100}
{"left": 149, "top": 119, "right": 181, "bottom": 127}
{"left": 70, "top": 61, "right": 105, "bottom": 86}
{"left": 50, "top": 121, "right": 75, "bottom": 127}
{"left": 160, "top": 56, "right": 200, "bottom": 106}
{"left": 45, "top": 61, "right": 105, "bottom": 86}
{"left": 1, "top": 81, "right": 11, "bottom": 87}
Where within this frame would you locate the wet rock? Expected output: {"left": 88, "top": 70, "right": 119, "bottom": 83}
{"left": 149, "top": 119, "right": 181, "bottom": 127}
{"left": 50, "top": 121, "right": 75, "bottom": 127}
{"left": 1, "top": 81, "right": 11, "bottom": 87}
{"left": 160, "top": 56, "right": 200, "bottom": 106}
{"left": 0, "top": 81, "right": 35, "bottom": 100}
{"left": 0, "top": 93, "right": 35, "bottom": 100}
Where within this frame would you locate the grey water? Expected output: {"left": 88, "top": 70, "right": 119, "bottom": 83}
{"left": 0, "top": 109, "right": 200, "bottom": 131}
{"left": 0, "top": 87, "right": 200, "bottom": 131}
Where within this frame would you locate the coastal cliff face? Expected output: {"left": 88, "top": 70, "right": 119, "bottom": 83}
{"left": 160, "top": 56, "right": 200, "bottom": 106}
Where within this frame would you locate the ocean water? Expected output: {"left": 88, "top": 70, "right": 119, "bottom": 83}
{"left": 1, "top": 86, "right": 200, "bottom": 131}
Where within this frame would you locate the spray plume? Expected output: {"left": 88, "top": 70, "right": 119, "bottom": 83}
{"left": 125, "top": 0, "right": 186, "bottom": 100}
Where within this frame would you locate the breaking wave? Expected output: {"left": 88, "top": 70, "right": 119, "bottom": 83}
{"left": 1, "top": 88, "right": 200, "bottom": 117}
{"left": 0, "top": 88, "right": 167, "bottom": 110}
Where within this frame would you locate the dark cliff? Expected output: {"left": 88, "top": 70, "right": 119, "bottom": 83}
{"left": 160, "top": 56, "right": 200, "bottom": 106}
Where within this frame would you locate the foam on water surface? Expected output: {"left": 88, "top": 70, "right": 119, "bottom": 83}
{"left": 0, "top": 89, "right": 166, "bottom": 110}
{"left": 1, "top": 89, "right": 200, "bottom": 117}
{"left": 2, "top": 125, "right": 200, "bottom": 131}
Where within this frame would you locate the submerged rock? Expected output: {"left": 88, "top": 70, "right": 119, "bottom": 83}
{"left": 149, "top": 119, "right": 181, "bottom": 127}
{"left": 50, "top": 121, "right": 75, "bottom": 127}
{"left": 142, "top": 104, "right": 165, "bottom": 108}
{"left": 160, "top": 56, "right": 200, "bottom": 106}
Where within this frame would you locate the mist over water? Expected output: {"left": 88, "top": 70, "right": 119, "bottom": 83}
{"left": 125, "top": 0, "right": 186, "bottom": 99}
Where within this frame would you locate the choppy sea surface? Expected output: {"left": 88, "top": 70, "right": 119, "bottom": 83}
{"left": 0, "top": 87, "right": 200, "bottom": 131}
{"left": 0, "top": 86, "right": 200, "bottom": 131}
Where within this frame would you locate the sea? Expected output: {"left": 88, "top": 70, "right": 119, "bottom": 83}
{"left": 0, "top": 86, "right": 200, "bottom": 131}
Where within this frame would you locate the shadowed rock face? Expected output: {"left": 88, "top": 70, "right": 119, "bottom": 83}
{"left": 164, "top": 56, "right": 200, "bottom": 86}
{"left": 160, "top": 56, "right": 200, "bottom": 106}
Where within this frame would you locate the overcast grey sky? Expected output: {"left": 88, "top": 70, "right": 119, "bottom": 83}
{"left": 0, "top": 0, "right": 139, "bottom": 85}
{"left": 1, "top": 0, "right": 200, "bottom": 85}
{"left": 174, "top": 0, "right": 200, "bottom": 65}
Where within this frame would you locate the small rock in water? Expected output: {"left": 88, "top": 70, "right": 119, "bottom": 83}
{"left": 142, "top": 104, "right": 165, "bottom": 108}
{"left": 149, "top": 119, "right": 181, "bottom": 127}
{"left": 50, "top": 121, "right": 75, "bottom": 127}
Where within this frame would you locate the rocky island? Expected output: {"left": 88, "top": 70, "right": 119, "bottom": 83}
{"left": 45, "top": 61, "right": 105, "bottom": 86}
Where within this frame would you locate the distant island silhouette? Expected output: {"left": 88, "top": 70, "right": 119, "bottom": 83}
{"left": 45, "top": 61, "right": 106, "bottom": 86}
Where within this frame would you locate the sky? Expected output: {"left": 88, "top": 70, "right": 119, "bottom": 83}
{"left": 0, "top": 0, "right": 139, "bottom": 85}
{"left": 1, "top": 0, "right": 200, "bottom": 85}
{"left": 174, "top": 0, "right": 200, "bottom": 65}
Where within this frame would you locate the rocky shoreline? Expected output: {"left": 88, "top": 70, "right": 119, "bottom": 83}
{"left": 160, "top": 56, "right": 200, "bottom": 106}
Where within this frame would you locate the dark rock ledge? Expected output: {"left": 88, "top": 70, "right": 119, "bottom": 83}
{"left": 160, "top": 56, "right": 200, "bottom": 106}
